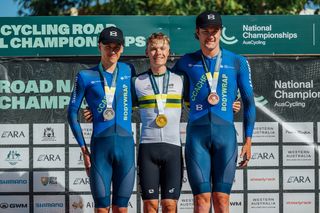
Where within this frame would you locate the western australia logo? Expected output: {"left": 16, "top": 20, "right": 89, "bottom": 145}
{"left": 221, "top": 27, "right": 238, "bottom": 45}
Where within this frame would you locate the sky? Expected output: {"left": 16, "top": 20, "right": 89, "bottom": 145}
{"left": 0, "top": 0, "right": 20, "bottom": 17}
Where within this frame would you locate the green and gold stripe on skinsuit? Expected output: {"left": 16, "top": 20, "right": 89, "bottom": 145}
{"left": 138, "top": 94, "right": 182, "bottom": 109}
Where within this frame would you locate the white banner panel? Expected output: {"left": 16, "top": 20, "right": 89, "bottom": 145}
{"left": 69, "top": 171, "right": 90, "bottom": 192}
{"left": 178, "top": 193, "right": 193, "bottom": 212}
{"left": 283, "top": 145, "right": 315, "bottom": 166}
{"left": 0, "top": 124, "right": 29, "bottom": 145}
{"left": 69, "top": 123, "right": 92, "bottom": 145}
{"left": 283, "top": 193, "right": 314, "bottom": 213}
{"left": 229, "top": 193, "right": 244, "bottom": 213}
{"left": 283, "top": 169, "right": 315, "bottom": 190}
{"left": 33, "top": 147, "right": 65, "bottom": 168}
{"left": 33, "top": 123, "right": 65, "bottom": 144}
{"left": 252, "top": 122, "right": 279, "bottom": 143}
{"left": 0, "top": 172, "right": 29, "bottom": 192}
{"left": 248, "top": 169, "right": 279, "bottom": 190}
{"left": 282, "top": 122, "right": 314, "bottom": 143}
{"left": 33, "top": 171, "right": 65, "bottom": 192}
{"left": 0, "top": 195, "right": 29, "bottom": 213}
{"left": 69, "top": 147, "right": 85, "bottom": 168}
{"left": 69, "top": 194, "right": 94, "bottom": 213}
{"left": 248, "top": 193, "right": 279, "bottom": 213}
{"left": 249, "top": 146, "right": 279, "bottom": 167}
{"left": 34, "top": 195, "right": 65, "bottom": 213}
{"left": 0, "top": 148, "right": 29, "bottom": 169}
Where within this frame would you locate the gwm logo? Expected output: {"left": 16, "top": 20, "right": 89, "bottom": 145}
{"left": 221, "top": 27, "right": 238, "bottom": 45}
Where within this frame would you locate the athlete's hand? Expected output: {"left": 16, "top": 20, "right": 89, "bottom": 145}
{"left": 238, "top": 137, "right": 251, "bottom": 168}
{"left": 83, "top": 107, "right": 93, "bottom": 122}
{"left": 81, "top": 146, "right": 91, "bottom": 176}
{"left": 233, "top": 100, "right": 241, "bottom": 114}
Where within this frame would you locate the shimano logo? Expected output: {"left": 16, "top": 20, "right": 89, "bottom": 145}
{"left": 35, "top": 203, "right": 63, "bottom": 208}
{"left": 0, "top": 179, "right": 27, "bottom": 184}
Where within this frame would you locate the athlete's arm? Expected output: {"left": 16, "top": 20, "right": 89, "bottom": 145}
{"left": 237, "top": 57, "right": 256, "bottom": 167}
{"left": 68, "top": 73, "right": 91, "bottom": 174}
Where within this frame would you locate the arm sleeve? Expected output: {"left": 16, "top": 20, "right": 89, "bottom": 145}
{"left": 237, "top": 57, "right": 256, "bottom": 137}
{"left": 67, "top": 73, "right": 86, "bottom": 147}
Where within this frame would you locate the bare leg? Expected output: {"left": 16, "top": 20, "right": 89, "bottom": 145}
{"left": 194, "top": 192, "right": 211, "bottom": 213}
{"left": 143, "top": 199, "right": 159, "bottom": 213}
{"left": 95, "top": 207, "right": 110, "bottom": 213}
{"left": 161, "top": 199, "right": 177, "bottom": 213}
{"left": 112, "top": 205, "right": 128, "bottom": 213}
{"left": 212, "top": 192, "right": 229, "bottom": 213}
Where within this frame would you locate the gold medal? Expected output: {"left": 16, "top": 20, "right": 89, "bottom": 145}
{"left": 155, "top": 114, "right": 167, "bottom": 128}
{"left": 208, "top": 92, "right": 219, "bottom": 105}
{"left": 103, "top": 108, "right": 115, "bottom": 121}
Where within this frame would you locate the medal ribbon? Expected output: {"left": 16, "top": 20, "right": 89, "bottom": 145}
{"left": 148, "top": 70, "right": 170, "bottom": 115}
{"left": 201, "top": 50, "right": 222, "bottom": 94}
{"left": 98, "top": 62, "right": 118, "bottom": 109}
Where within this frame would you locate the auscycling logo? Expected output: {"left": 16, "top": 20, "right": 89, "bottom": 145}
{"left": 254, "top": 96, "right": 268, "bottom": 107}
{"left": 221, "top": 27, "right": 238, "bottom": 45}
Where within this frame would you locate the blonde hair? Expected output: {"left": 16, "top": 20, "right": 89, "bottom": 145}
{"left": 146, "top": 32, "right": 170, "bottom": 47}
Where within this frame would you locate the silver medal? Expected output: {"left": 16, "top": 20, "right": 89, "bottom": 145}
{"left": 103, "top": 108, "right": 115, "bottom": 120}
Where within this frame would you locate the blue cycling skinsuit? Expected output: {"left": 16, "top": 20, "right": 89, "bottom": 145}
{"left": 68, "top": 62, "right": 135, "bottom": 208}
{"left": 174, "top": 48, "right": 256, "bottom": 195}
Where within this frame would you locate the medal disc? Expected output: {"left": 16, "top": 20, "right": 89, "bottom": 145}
{"left": 208, "top": 92, "right": 219, "bottom": 105}
{"left": 155, "top": 114, "right": 167, "bottom": 128}
{"left": 103, "top": 108, "right": 115, "bottom": 121}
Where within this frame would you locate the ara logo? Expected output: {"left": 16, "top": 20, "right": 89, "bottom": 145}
{"left": 254, "top": 96, "right": 268, "bottom": 107}
{"left": 5, "top": 150, "right": 22, "bottom": 165}
{"left": 41, "top": 176, "right": 58, "bottom": 186}
{"left": 1, "top": 131, "right": 25, "bottom": 138}
{"left": 220, "top": 27, "right": 238, "bottom": 45}
{"left": 42, "top": 127, "right": 56, "bottom": 142}
{"left": 37, "top": 154, "right": 61, "bottom": 161}
{"left": 73, "top": 178, "right": 90, "bottom": 185}
{"left": 252, "top": 152, "right": 275, "bottom": 160}
{"left": 287, "top": 176, "right": 311, "bottom": 183}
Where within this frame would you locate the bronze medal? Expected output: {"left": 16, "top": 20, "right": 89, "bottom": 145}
{"left": 155, "top": 114, "right": 167, "bottom": 128}
{"left": 103, "top": 108, "right": 115, "bottom": 121}
{"left": 208, "top": 92, "right": 219, "bottom": 105}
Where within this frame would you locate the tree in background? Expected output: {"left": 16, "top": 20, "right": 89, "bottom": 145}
{"left": 15, "top": 0, "right": 320, "bottom": 16}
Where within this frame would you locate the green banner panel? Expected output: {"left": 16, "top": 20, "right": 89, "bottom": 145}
{"left": 0, "top": 15, "right": 319, "bottom": 56}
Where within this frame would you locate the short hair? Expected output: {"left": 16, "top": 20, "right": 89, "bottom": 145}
{"left": 146, "top": 32, "right": 170, "bottom": 47}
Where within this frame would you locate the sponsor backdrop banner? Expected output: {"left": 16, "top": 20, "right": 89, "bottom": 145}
{"left": 0, "top": 56, "right": 320, "bottom": 212}
{"left": 0, "top": 15, "right": 319, "bottom": 56}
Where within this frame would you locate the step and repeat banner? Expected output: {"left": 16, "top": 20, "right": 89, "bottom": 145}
{"left": 0, "top": 15, "right": 319, "bottom": 56}
{"left": 0, "top": 56, "right": 319, "bottom": 213}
